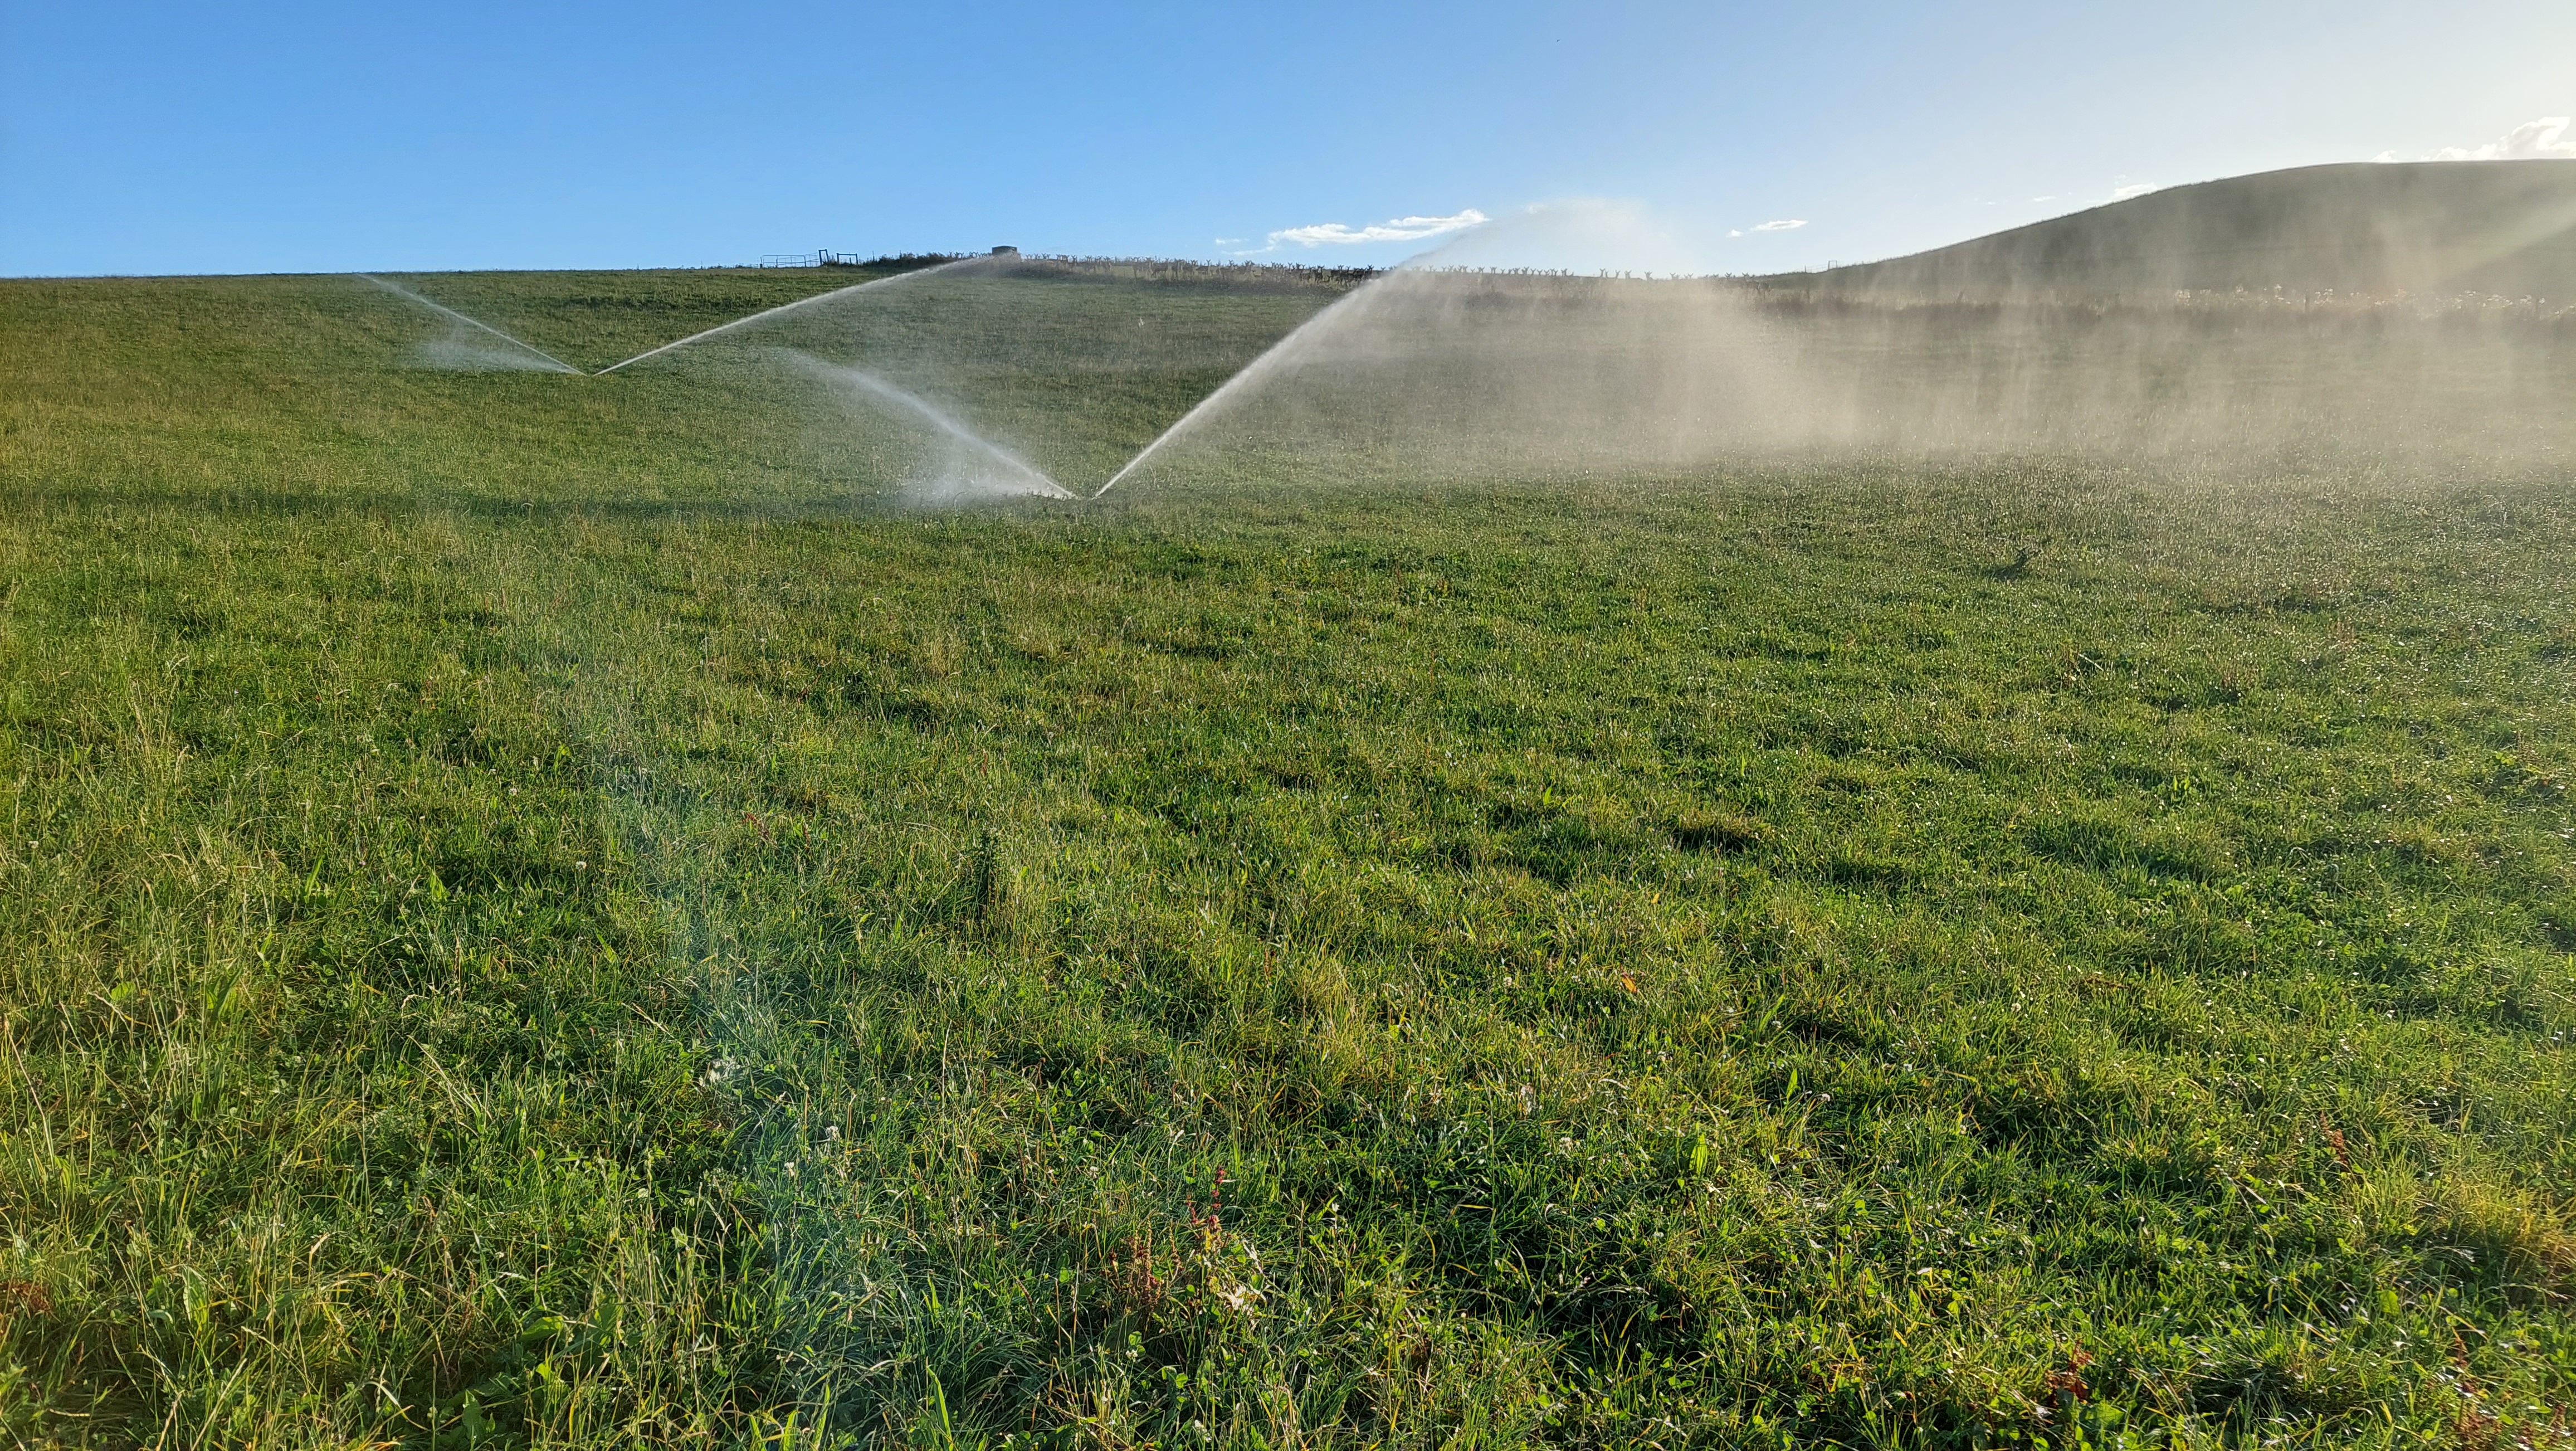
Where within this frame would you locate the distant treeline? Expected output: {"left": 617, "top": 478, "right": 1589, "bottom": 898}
{"left": 786, "top": 247, "right": 2576, "bottom": 320}
{"left": 811, "top": 251, "right": 1380, "bottom": 293}
{"left": 1001, "top": 255, "right": 1379, "bottom": 293}
{"left": 838, "top": 252, "right": 966, "bottom": 274}
{"left": 1367, "top": 265, "right": 2576, "bottom": 323}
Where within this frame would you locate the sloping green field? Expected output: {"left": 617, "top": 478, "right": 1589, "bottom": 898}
{"left": 1, "top": 267, "right": 2572, "bottom": 1448}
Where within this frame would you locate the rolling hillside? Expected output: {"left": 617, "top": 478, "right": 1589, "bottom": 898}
{"left": 1795, "top": 159, "right": 2576, "bottom": 300}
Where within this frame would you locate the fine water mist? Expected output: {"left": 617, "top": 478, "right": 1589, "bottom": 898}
{"left": 1092, "top": 279, "right": 1388, "bottom": 497}
{"left": 358, "top": 274, "right": 583, "bottom": 373}
{"left": 786, "top": 352, "right": 1074, "bottom": 502}
{"left": 625, "top": 257, "right": 1345, "bottom": 497}
{"left": 596, "top": 259, "right": 984, "bottom": 374}
{"left": 350, "top": 165, "right": 2575, "bottom": 510}
{"left": 1089, "top": 190, "right": 2576, "bottom": 494}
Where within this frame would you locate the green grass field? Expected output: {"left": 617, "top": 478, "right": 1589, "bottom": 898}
{"left": 2, "top": 265, "right": 2573, "bottom": 1448}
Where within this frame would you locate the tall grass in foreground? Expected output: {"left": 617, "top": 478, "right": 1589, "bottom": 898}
{"left": 567, "top": 473, "right": 2576, "bottom": 1448}
{"left": 1, "top": 270, "right": 2573, "bottom": 1446}
{"left": 0, "top": 505, "right": 773, "bottom": 1438}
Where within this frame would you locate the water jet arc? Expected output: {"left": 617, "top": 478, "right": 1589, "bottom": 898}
{"left": 357, "top": 274, "right": 582, "bottom": 374}
{"left": 788, "top": 353, "right": 1073, "bottom": 500}
{"left": 1087, "top": 271, "right": 1394, "bottom": 499}
{"left": 596, "top": 259, "right": 982, "bottom": 375}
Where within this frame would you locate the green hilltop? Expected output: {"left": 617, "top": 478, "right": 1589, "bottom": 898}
{"left": 1792, "top": 159, "right": 2576, "bottom": 300}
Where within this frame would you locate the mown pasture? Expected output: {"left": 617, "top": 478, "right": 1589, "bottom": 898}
{"left": 2, "top": 265, "right": 2572, "bottom": 1447}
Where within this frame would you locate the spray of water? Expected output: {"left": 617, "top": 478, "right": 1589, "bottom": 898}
{"left": 1089, "top": 274, "right": 1397, "bottom": 498}
{"left": 386, "top": 168, "right": 2576, "bottom": 505}
{"left": 596, "top": 259, "right": 983, "bottom": 374}
{"left": 786, "top": 352, "right": 1073, "bottom": 501}
{"left": 358, "top": 274, "right": 583, "bottom": 373}
{"left": 1084, "top": 213, "right": 1554, "bottom": 498}
{"left": 1085, "top": 177, "right": 2576, "bottom": 496}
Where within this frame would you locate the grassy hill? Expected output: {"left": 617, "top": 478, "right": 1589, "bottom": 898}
{"left": 1, "top": 265, "right": 2573, "bottom": 1447}
{"left": 1796, "top": 160, "right": 2576, "bottom": 300}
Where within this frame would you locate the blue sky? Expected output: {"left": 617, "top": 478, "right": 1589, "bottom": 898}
{"left": 3, "top": 0, "right": 2571, "bottom": 277}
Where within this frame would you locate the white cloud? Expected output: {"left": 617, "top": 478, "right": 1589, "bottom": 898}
{"left": 2385, "top": 116, "right": 2576, "bottom": 162}
{"left": 1749, "top": 218, "right": 1807, "bottom": 232}
{"left": 1256, "top": 209, "right": 1489, "bottom": 251}
{"left": 2109, "top": 182, "right": 2162, "bottom": 201}
{"left": 2438, "top": 116, "right": 2575, "bottom": 159}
